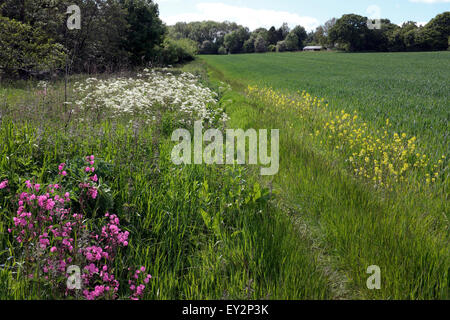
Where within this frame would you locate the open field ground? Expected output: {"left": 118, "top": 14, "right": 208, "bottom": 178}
{"left": 0, "top": 51, "right": 448, "bottom": 300}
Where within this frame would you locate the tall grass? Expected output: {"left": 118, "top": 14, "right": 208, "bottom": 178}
{"left": 0, "top": 72, "right": 331, "bottom": 299}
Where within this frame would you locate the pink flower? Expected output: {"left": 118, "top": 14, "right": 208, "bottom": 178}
{"left": 61, "top": 171, "right": 67, "bottom": 177}
{"left": 34, "top": 184, "right": 40, "bottom": 191}
{"left": 0, "top": 180, "right": 8, "bottom": 189}
{"left": 89, "top": 188, "right": 98, "bottom": 199}
{"left": 58, "top": 163, "right": 66, "bottom": 171}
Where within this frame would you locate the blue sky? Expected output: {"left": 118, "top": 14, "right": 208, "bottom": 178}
{"left": 155, "top": 0, "right": 450, "bottom": 31}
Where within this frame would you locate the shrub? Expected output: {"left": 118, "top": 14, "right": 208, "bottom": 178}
{"left": 255, "top": 36, "right": 268, "bottom": 53}
{"left": 0, "top": 16, "right": 65, "bottom": 78}
{"left": 276, "top": 41, "right": 288, "bottom": 52}
{"left": 243, "top": 39, "right": 255, "bottom": 53}
{"left": 218, "top": 46, "right": 228, "bottom": 55}
{"left": 161, "top": 38, "right": 198, "bottom": 65}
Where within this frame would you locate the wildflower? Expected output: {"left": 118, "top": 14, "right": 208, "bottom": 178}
{"left": 0, "top": 180, "right": 8, "bottom": 189}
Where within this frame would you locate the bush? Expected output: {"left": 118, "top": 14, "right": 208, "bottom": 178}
{"left": 276, "top": 41, "right": 288, "bottom": 52}
{"left": 268, "top": 44, "right": 277, "bottom": 52}
{"left": 243, "top": 39, "right": 255, "bottom": 53}
{"left": 255, "top": 36, "right": 268, "bottom": 53}
{"left": 0, "top": 16, "right": 65, "bottom": 78}
{"left": 218, "top": 46, "right": 228, "bottom": 55}
{"left": 161, "top": 38, "right": 198, "bottom": 65}
{"left": 199, "top": 40, "right": 218, "bottom": 54}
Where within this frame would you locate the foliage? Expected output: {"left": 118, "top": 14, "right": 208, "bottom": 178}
{"left": 329, "top": 14, "right": 370, "bottom": 51}
{"left": 254, "top": 36, "right": 268, "bottom": 53}
{"left": 0, "top": 16, "right": 65, "bottom": 78}
{"left": 122, "top": 0, "right": 165, "bottom": 66}
{"left": 160, "top": 38, "right": 198, "bottom": 65}
{"left": 224, "top": 27, "right": 250, "bottom": 54}
{"left": 0, "top": 0, "right": 165, "bottom": 75}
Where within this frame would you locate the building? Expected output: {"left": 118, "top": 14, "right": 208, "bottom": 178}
{"left": 303, "top": 46, "right": 323, "bottom": 52}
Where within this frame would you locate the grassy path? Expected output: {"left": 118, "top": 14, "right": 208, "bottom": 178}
{"left": 189, "top": 55, "right": 449, "bottom": 300}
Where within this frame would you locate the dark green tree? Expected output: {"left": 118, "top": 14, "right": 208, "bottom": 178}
{"left": 329, "top": 14, "right": 370, "bottom": 51}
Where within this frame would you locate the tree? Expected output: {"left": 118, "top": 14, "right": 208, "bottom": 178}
{"left": 278, "top": 22, "right": 290, "bottom": 40}
{"left": 329, "top": 14, "right": 370, "bottom": 51}
{"left": 243, "top": 39, "right": 255, "bottom": 53}
{"left": 267, "top": 26, "right": 279, "bottom": 45}
{"left": 254, "top": 35, "right": 268, "bottom": 53}
{"left": 290, "top": 25, "right": 308, "bottom": 49}
{"left": 0, "top": 16, "right": 65, "bottom": 78}
{"left": 424, "top": 11, "right": 450, "bottom": 50}
{"left": 224, "top": 27, "right": 250, "bottom": 54}
{"left": 284, "top": 33, "right": 300, "bottom": 51}
{"left": 122, "top": 0, "right": 166, "bottom": 65}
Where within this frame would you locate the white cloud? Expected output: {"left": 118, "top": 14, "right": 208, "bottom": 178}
{"left": 159, "top": 2, "right": 320, "bottom": 31}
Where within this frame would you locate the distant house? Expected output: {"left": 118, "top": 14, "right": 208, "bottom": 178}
{"left": 303, "top": 46, "right": 323, "bottom": 52}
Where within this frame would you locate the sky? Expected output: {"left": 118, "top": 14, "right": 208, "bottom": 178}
{"left": 154, "top": 0, "right": 450, "bottom": 31}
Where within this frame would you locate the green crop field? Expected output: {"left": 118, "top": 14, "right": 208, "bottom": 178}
{"left": 0, "top": 51, "right": 448, "bottom": 300}
{"left": 201, "top": 51, "right": 450, "bottom": 156}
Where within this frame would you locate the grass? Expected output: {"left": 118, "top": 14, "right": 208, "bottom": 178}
{"left": 0, "top": 50, "right": 448, "bottom": 300}
{"left": 195, "top": 51, "right": 449, "bottom": 299}
{"left": 0, "top": 72, "right": 331, "bottom": 299}
{"left": 201, "top": 51, "right": 450, "bottom": 157}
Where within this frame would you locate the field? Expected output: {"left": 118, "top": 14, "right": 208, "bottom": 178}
{"left": 201, "top": 52, "right": 449, "bottom": 156}
{"left": 199, "top": 51, "right": 449, "bottom": 299}
{"left": 0, "top": 51, "right": 448, "bottom": 300}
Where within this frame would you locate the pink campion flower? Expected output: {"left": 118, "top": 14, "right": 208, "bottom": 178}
{"left": 89, "top": 188, "right": 98, "bottom": 199}
{"left": 61, "top": 171, "right": 67, "bottom": 177}
{"left": 58, "top": 163, "right": 66, "bottom": 171}
{"left": 45, "top": 199, "right": 56, "bottom": 211}
{"left": 91, "top": 174, "right": 98, "bottom": 182}
{"left": 50, "top": 247, "right": 57, "bottom": 253}
{"left": 25, "top": 180, "right": 32, "bottom": 189}
{"left": 0, "top": 180, "right": 8, "bottom": 189}
{"left": 90, "top": 155, "right": 95, "bottom": 161}
{"left": 85, "top": 167, "right": 90, "bottom": 173}
{"left": 34, "top": 184, "right": 40, "bottom": 191}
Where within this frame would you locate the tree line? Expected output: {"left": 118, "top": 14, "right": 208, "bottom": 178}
{"left": 168, "top": 21, "right": 308, "bottom": 54}
{"left": 0, "top": 0, "right": 196, "bottom": 78}
{"left": 169, "top": 11, "right": 449, "bottom": 54}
